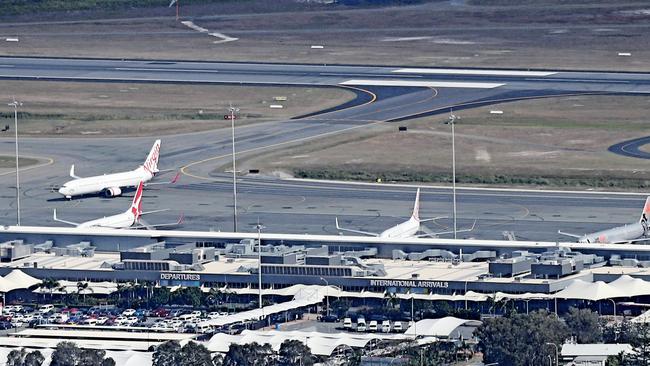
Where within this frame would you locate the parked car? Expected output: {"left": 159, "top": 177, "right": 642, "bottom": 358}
{"left": 122, "top": 309, "right": 136, "bottom": 317}
{"left": 381, "top": 320, "right": 391, "bottom": 333}
{"left": 357, "top": 317, "right": 367, "bottom": 332}
{"left": 368, "top": 320, "right": 378, "bottom": 332}
{"left": 38, "top": 305, "right": 55, "bottom": 314}
{"left": 343, "top": 317, "right": 352, "bottom": 330}
{"left": 393, "top": 321, "right": 403, "bottom": 332}
{"left": 319, "top": 314, "right": 339, "bottom": 323}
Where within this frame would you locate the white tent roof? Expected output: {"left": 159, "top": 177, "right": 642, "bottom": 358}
{"left": 205, "top": 329, "right": 410, "bottom": 356}
{"left": 33, "top": 280, "right": 117, "bottom": 295}
{"left": 494, "top": 292, "right": 553, "bottom": 301}
{"left": 609, "top": 275, "right": 650, "bottom": 297}
{"left": 553, "top": 279, "right": 627, "bottom": 301}
{"left": 0, "top": 269, "right": 41, "bottom": 293}
{"left": 404, "top": 317, "right": 481, "bottom": 338}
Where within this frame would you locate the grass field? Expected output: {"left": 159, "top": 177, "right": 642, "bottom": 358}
{"left": 0, "top": 81, "right": 355, "bottom": 136}
{"left": 242, "top": 94, "right": 650, "bottom": 190}
{"left": 1, "top": 1, "right": 649, "bottom": 71}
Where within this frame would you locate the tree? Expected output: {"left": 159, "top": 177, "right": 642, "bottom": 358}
{"left": 179, "top": 341, "right": 213, "bottom": 366}
{"left": 38, "top": 278, "right": 60, "bottom": 300}
{"left": 50, "top": 342, "right": 82, "bottom": 366}
{"left": 76, "top": 282, "right": 90, "bottom": 304}
{"left": 223, "top": 343, "right": 276, "bottom": 366}
{"left": 475, "top": 310, "right": 569, "bottom": 366}
{"left": 620, "top": 323, "right": 650, "bottom": 366}
{"left": 153, "top": 340, "right": 181, "bottom": 366}
{"left": 278, "top": 340, "right": 313, "bottom": 366}
{"left": 78, "top": 349, "right": 107, "bottom": 366}
{"left": 6, "top": 349, "right": 26, "bottom": 366}
{"left": 565, "top": 307, "right": 602, "bottom": 343}
{"left": 24, "top": 351, "right": 45, "bottom": 366}
{"left": 101, "top": 358, "right": 116, "bottom": 366}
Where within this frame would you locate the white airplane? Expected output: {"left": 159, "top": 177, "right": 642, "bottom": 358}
{"left": 335, "top": 188, "right": 474, "bottom": 239}
{"left": 559, "top": 197, "right": 650, "bottom": 244}
{"left": 58, "top": 139, "right": 177, "bottom": 199}
{"left": 53, "top": 181, "right": 182, "bottom": 229}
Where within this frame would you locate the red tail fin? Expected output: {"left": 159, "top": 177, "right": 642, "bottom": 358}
{"left": 641, "top": 197, "right": 650, "bottom": 223}
{"left": 130, "top": 182, "right": 144, "bottom": 219}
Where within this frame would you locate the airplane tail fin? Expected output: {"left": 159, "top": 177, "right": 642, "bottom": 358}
{"left": 411, "top": 188, "right": 421, "bottom": 222}
{"left": 641, "top": 197, "right": 650, "bottom": 223}
{"left": 143, "top": 139, "right": 161, "bottom": 174}
{"left": 69, "top": 165, "right": 81, "bottom": 179}
{"left": 130, "top": 182, "right": 145, "bottom": 220}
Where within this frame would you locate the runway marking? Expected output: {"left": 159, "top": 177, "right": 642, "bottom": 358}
{"left": 340, "top": 79, "right": 504, "bottom": 89}
{"left": 525, "top": 78, "right": 630, "bottom": 84}
{"left": 0, "top": 155, "right": 54, "bottom": 177}
{"left": 393, "top": 68, "right": 557, "bottom": 77}
{"left": 114, "top": 67, "right": 220, "bottom": 74}
{"left": 320, "top": 73, "right": 422, "bottom": 78}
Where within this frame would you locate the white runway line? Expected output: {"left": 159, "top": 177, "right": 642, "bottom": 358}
{"left": 340, "top": 79, "right": 504, "bottom": 89}
{"left": 181, "top": 21, "right": 238, "bottom": 44}
{"left": 393, "top": 68, "right": 557, "bottom": 77}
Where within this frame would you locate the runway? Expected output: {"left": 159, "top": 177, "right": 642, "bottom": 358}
{"left": 1, "top": 56, "right": 650, "bottom": 241}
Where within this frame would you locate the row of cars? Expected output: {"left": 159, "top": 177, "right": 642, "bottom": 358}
{"left": 343, "top": 317, "right": 405, "bottom": 333}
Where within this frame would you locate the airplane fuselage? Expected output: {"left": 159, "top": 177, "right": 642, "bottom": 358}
{"left": 379, "top": 218, "right": 420, "bottom": 239}
{"left": 77, "top": 211, "right": 136, "bottom": 229}
{"left": 59, "top": 167, "right": 153, "bottom": 198}
{"left": 578, "top": 222, "right": 646, "bottom": 244}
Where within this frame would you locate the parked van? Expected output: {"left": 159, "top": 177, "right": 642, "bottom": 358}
{"left": 178, "top": 313, "right": 195, "bottom": 322}
{"left": 39, "top": 305, "right": 54, "bottom": 314}
{"left": 356, "top": 317, "right": 367, "bottom": 332}
{"left": 196, "top": 323, "right": 212, "bottom": 334}
{"left": 368, "top": 320, "right": 378, "bottom": 332}
{"left": 381, "top": 320, "right": 391, "bottom": 333}
{"left": 343, "top": 318, "right": 352, "bottom": 330}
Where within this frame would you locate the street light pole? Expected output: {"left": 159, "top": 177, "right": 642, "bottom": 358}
{"left": 320, "top": 277, "right": 329, "bottom": 317}
{"left": 449, "top": 112, "right": 457, "bottom": 239}
{"left": 229, "top": 105, "right": 239, "bottom": 232}
{"left": 545, "top": 342, "right": 558, "bottom": 366}
{"left": 256, "top": 222, "right": 265, "bottom": 309}
{"left": 9, "top": 99, "right": 21, "bottom": 226}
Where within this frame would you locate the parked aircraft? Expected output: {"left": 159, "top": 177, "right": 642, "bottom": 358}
{"left": 53, "top": 182, "right": 182, "bottom": 229}
{"left": 335, "top": 188, "right": 474, "bottom": 239}
{"left": 57, "top": 139, "right": 178, "bottom": 199}
{"left": 558, "top": 197, "right": 650, "bottom": 244}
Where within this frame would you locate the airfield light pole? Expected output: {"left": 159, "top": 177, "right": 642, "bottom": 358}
{"left": 9, "top": 99, "right": 22, "bottom": 226}
{"left": 229, "top": 105, "right": 239, "bottom": 232}
{"left": 256, "top": 222, "right": 265, "bottom": 310}
{"left": 449, "top": 112, "right": 458, "bottom": 239}
{"left": 320, "top": 277, "right": 329, "bottom": 317}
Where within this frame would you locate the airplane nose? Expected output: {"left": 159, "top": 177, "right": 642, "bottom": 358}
{"left": 58, "top": 187, "right": 70, "bottom": 196}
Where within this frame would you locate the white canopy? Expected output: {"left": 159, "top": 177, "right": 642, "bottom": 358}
{"left": 404, "top": 317, "right": 481, "bottom": 338}
{"left": 553, "top": 279, "right": 627, "bottom": 301}
{"left": 33, "top": 280, "right": 117, "bottom": 295}
{"left": 0, "top": 269, "right": 41, "bottom": 293}
{"left": 205, "top": 329, "right": 410, "bottom": 356}
{"left": 199, "top": 285, "right": 326, "bottom": 327}
{"left": 609, "top": 275, "right": 650, "bottom": 297}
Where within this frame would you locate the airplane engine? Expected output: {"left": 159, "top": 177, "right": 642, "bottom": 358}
{"left": 103, "top": 187, "right": 122, "bottom": 198}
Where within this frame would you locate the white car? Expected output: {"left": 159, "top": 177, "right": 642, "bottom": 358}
{"left": 126, "top": 317, "right": 139, "bottom": 325}
{"left": 381, "top": 320, "right": 391, "bottom": 333}
{"left": 113, "top": 316, "right": 128, "bottom": 326}
{"left": 39, "top": 305, "right": 55, "bottom": 314}
{"left": 122, "top": 309, "right": 136, "bottom": 317}
{"left": 190, "top": 311, "right": 202, "bottom": 319}
{"left": 208, "top": 312, "right": 222, "bottom": 319}
{"left": 343, "top": 318, "right": 352, "bottom": 330}
{"left": 357, "top": 318, "right": 367, "bottom": 332}
{"left": 368, "top": 320, "right": 378, "bottom": 332}
{"left": 83, "top": 318, "right": 98, "bottom": 326}
{"left": 96, "top": 317, "right": 109, "bottom": 325}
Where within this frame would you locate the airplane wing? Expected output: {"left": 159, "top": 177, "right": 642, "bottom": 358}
{"left": 145, "top": 172, "right": 180, "bottom": 186}
{"left": 335, "top": 217, "right": 379, "bottom": 237}
{"left": 416, "top": 220, "right": 477, "bottom": 238}
{"left": 52, "top": 209, "right": 80, "bottom": 226}
{"left": 419, "top": 216, "right": 448, "bottom": 223}
{"left": 557, "top": 230, "right": 583, "bottom": 239}
{"left": 133, "top": 213, "right": 184, "bottom": 230}
{"left": 140, "top": 208, "right": 171, "bottom": 216}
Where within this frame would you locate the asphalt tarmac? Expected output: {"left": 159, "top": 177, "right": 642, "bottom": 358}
{"left": 1, "top": 57, "right": 649, "bottom": 242}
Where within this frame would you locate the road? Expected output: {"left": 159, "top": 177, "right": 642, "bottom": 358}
{"left": 1, "top": 57, "right": 649, "bottom": 241}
